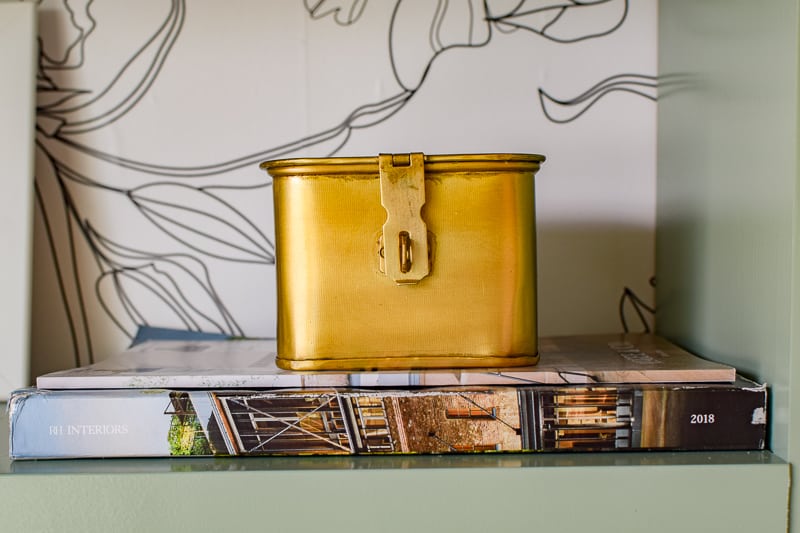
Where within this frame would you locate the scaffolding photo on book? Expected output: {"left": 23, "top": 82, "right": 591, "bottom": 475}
{"left": 9, "top": 377, "right": 767, "bottom": 459}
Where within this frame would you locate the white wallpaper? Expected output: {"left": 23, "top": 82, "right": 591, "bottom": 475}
{"left": 29, "top": 0, "right": 657, "bottom": 374}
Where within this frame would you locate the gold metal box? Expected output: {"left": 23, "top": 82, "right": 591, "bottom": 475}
{"left": 260, "top": 152, "right": 545, "bottom": 370}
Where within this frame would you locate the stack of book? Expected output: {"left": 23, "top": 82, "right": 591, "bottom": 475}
{"left": 8, "top": 331, "right": 767, "bottom": 459}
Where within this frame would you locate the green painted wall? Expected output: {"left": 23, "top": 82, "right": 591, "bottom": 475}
{"left": 657, "top": 0, "right": 799, "bottom": 529}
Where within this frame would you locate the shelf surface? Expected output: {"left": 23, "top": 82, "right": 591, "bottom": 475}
{"left": 0, "top": 403, "right": 789, "bottom": 532}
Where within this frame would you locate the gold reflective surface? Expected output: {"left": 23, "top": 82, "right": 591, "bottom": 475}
{"left": 262, "top": 153, "right": 544, "bottom": 370}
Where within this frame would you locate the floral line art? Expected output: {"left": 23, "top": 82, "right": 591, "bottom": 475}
{"left": 33, "top": 0, "right": 653, "bottom": 366}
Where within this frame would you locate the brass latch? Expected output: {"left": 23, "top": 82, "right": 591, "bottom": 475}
{"left": 379, "top": 153, "right": 430, "bottom": 284}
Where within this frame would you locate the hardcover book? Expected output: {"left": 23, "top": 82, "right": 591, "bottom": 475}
{"left": 9, "top": 377, "right": 766, "bottom": 459}
{"left": 35, "top": 333, "right": 737, "bottom": 390}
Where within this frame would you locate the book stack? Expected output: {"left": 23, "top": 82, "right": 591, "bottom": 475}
{"left": 8, "top": 330, "right": 767, "bottom": 459}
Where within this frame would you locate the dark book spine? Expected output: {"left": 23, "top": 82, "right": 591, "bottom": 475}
{"left": 9, "top": 381, "right": 767, "bottom": 459}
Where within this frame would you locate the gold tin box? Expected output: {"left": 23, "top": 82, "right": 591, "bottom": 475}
{"left": 260, "top": 152, "right": 545, "bottom": 371}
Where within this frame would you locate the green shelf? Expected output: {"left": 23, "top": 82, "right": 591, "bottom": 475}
{"left": 0, "top": 406, "right": 789, "bottom": 532}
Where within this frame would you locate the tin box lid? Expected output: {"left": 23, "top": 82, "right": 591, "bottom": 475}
{"left": 260, "top": 153, "right": 545, "bottom": 178}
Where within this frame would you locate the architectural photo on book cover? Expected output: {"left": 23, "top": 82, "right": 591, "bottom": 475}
{"left": 9, "top": 378, "right": 766, "bottom": 459}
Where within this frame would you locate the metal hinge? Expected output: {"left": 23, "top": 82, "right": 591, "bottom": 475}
{"left": 378, "top": 153, "right": 430, "bottom": 284}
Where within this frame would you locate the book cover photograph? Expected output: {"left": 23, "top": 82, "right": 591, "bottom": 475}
{"left": 35, "top": 333, "right": 737, "bottom": 390}
{"left": 8, "top": 377, "right": 767, "bottom": 459}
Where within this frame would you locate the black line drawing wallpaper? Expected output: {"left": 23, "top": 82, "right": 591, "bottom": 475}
{"left": 31, "top": 0, "right": 657, "bottom": 371}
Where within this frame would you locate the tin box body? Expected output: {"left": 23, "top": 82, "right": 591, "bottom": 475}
{"left": 261, "top": 153, "right": 545, "bottom": 371}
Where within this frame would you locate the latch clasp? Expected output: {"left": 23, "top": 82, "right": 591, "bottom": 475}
{"left": 379, "top": 153, "right": 430, "bottom": 284}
